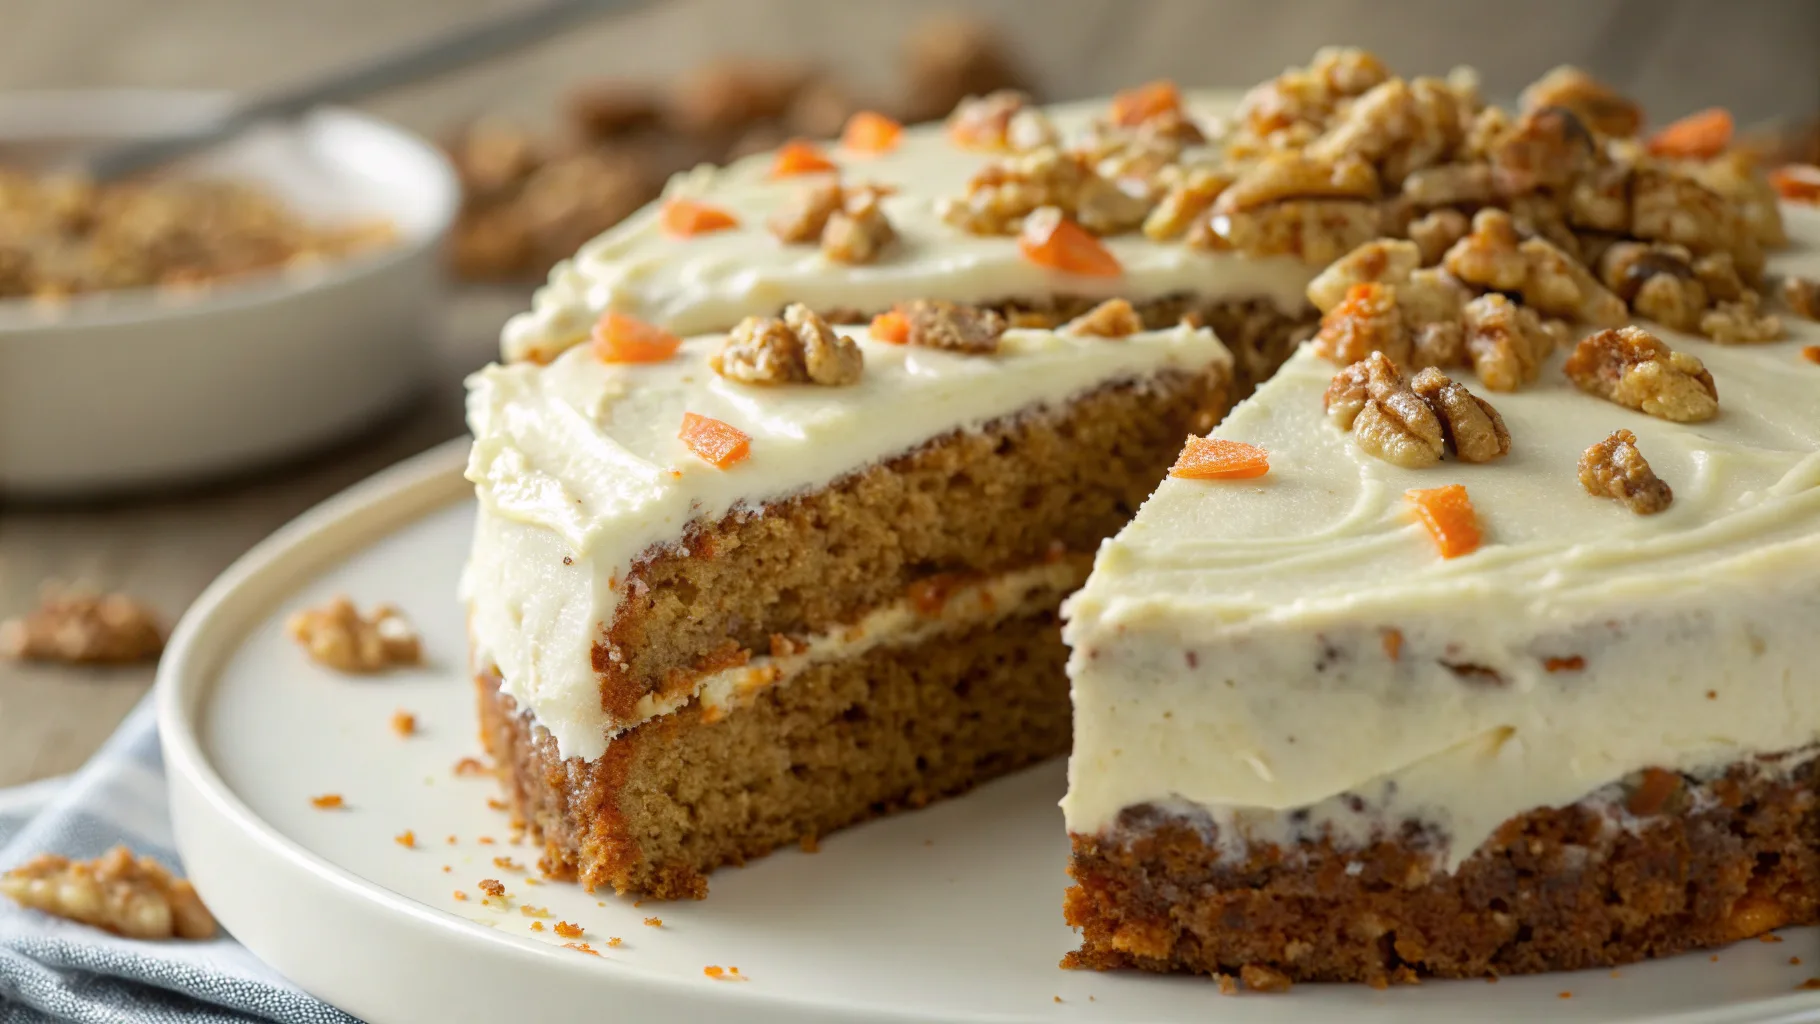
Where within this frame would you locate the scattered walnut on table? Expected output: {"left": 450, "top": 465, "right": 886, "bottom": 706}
{"left": 1578, "top": 429, "right": 1673, "bottom": 514}
{"left": 1782, "top": 275, "right": 1820, "bottom": 320}
{"left": 1409, "top": 367, "right": 1511, "bottom": 462}
{"left": 1699, "top": 290, "right": 1784, "bottom": 345}
{"left": 1312, "top": 281, "right": 1410, "bottom": 367}
{"left": 711, "top": 304, "right": 863, "bottom": 385}
{"left": 285, "top": 596, "right": 422, "bottom": 674}
{"left": 1462, "top": 293, "right": 1556, "bottom": 392}
{"left": 1064, "top": 298, "right": 1144, "bottom": 338}
{"left": 900, "top": 300, "right": 1007, "bottom": 354}
{"left": 1, "top": 847, "right": 216, "bottom": 940}
{"left": 0, "top": 589, "right": 163, "bottom": 665}
{"left": 1324, "top": 352, "right": 1445, "bottom": 468}
{"left": 1563, "top": 326, "right": 1718, "bottom": 422}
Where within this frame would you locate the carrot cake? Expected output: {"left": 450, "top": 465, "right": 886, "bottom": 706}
{"left": 1062, "top": 58, "right": 1820, "bottom": 983}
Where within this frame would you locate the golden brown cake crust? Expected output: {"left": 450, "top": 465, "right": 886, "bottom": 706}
{"left": 1063, "top": 758, "right": 1820, "bottom": 985}
{"left": 479, "top": 608, "right": 1072, "bottom": 900}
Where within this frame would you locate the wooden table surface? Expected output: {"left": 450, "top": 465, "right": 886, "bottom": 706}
{"left": 2, "top": 0, "right": 1813, "bottom": 787}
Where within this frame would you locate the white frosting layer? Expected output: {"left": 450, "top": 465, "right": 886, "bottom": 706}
{"left": 463, "top": 322, "right": 1230, "bottom": 759}
{"left": 500, "top": 92, "right": 1313, "bottom": 356}
{"left": 1062, "top": 204, "right": 1820, "bottom": 869}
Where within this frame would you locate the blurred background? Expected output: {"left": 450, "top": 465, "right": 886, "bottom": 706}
{"left": 2, "top": 0, "right": 1817, "bottom": 785}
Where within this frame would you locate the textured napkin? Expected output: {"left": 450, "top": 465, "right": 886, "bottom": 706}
{"left": 0, "top": 695, "right": 357, "bottom": 1024}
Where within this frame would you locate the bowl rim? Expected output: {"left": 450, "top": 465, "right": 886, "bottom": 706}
{"left": 0, "top": 88, "right": 461, "bottom": 334}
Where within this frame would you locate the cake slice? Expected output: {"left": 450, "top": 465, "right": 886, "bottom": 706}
{"left": 465, "top": 306, "right": 1231, "bottom": 897}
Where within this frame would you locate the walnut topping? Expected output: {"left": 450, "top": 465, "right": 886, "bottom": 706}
{"left": 1409, "top": 368, "right": 1511, "bottom": 462}
{"left": 1487, "top": 105, "right": 1597, "bottom": 195}
{"left": 1236, "top": 46, "right": 1391, "bottom": 139}
{"left": 1442, "top": 209, "right": 1625, "bottom": 325}
{"left": 712, "top": 304, "right": 863, "bottom": 386}
{"left": 900, "top": 300, "right": 1007, "bottom": 354}
{"left": 768, "top": 182, "right": 844, "bottom": 244}
{"left": 1691, "top": 151, "right": 1788, "bottom": 248}
{"left": 1412, "top": 320, "right": 1468, "bottom": 370}
{"left": 939, "top": 148, "right": 1147, "bottom": 236}
{"left": 1325, "top": 353, "right": 1445, "bottom": 468}
{"left": 820, "top": 188, "right": 896, "bottom": 264}
{"left": 1699, "top": 289, "right": 1784, "bottom": 345}
{"left": 1630, "top": 167, "right": 1761, "bottom": 276}
{"left": 1215, "top": 153, "right": 1379, "bottom": 213}
{"left": 1782, "top": 275, "right": 1820, "bottom": 320}
{"left": 1407, "top": 208, "right": 1470, "bottom": 265}
{"left": 1563, "top": 326, "right": 1718, "bottom": 422}
{"left": 1579, "top": 429, "right": 1673, "bottom": 514}
{"left": 1194, "top": 198, "right": 1382, "bottom": 266}
{"left": 1305, "top": 76, "right": 1475, "bottom": 185}
{"left": 1519, "top": 66, "right": 1642, "bottom": 139}
{"left": 1, "top": 847, "right": 216, "bottom": 940}
{"left": 947, "top": 90, "right": 1043, "bottom": 152}
{"left": 1400, "top": 163, "right": 1498, "bottom": 209}
{"left": 1306, "top": 239, "right": 1422, "bottom": 313}
{"left": 1142, "top": 166, "right": 1231, "bottom": 241}
{"left": 1312, "top": 281, "right": 1409, "bottom": 366}
{"left": 1065, "top": 298, "right": 1143, "bottom": 338}
{"left": 1462, "top": 293, "right": 1556, "bottom": 392}
{"left": 0, "top": 589, "right": 163, "bottom": 665}
{"left": 1597, "top": 241, "right": 1707, "bottom": 332}
{"left": 285, "top": 596, "right": 422, "bottom": 674}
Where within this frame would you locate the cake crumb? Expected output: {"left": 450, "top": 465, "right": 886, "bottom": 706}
{"left": 310, "top": 794, "right": 345, "bottom": 810}
{"left": 478, "top": 837, "right": 496, "bottom": 846}
{"left": 0, "top": 589, "right": 165, "bottom": 665}
{"left": 520, "top": 905, "right": 549, "bottom": 918}
{"left": 1791, "top": 956, "right": 1803, "bottom": 965}
{"left": 530, "top": 921, "right": 544, "bottom": 932}
{"left": 394, "top": 830, "right": 416, "bottom": 848}
{"left": 799, "top": 834, "right": 820, "bottom": 853}
{"left": 285, "top": 596, "right": 421, "bottom": 673}
{"left": 644, "top": 916, "right": 663, "bottom": 927}
{"left": 1711, "top": 955, "right": 1721, "bottom": 962}
{"left": 1799, "top": 978, "right": 1820, "bottom": 990}
{"left": 453, "top": 757, "right": 490, "bottom": 777}
{"left": 1802, "top": 345, "right": 1820, "bottom": 364}
{"left": 445, "top": 835, "right": 458, "bottom": 845}
{"left": 441, "top": 866, "right": 451, "bottom": 873}
{"left": 565, "top": 942, "right": 600, "bottom": 956}
{"left": 1240, "top": 964, "right": 1292, "bottom": 993}
{"left": 704, "top": 965, "right": 748, "bottom": 981}
{"left": 1760, "top": 932, "right": 1785, "bottom": 943}
{"left": 453, "top": 891, "right": 468, "bottom": 901}
{"left": 1216, "top": 973, "right": 1239, "bottom": 995}
{"left": 607, "top": 936, "right": 623, "bottom": 948}
{"left": 554, "top": 921, "right": 584, "bottom": 939}
{"left": 486, "top": 798, "right": 509, "bottom": 812}
{"left": 523, "top": 876, "right": 542, "bottom": 886}
{"left": 1707, "top": 690, "right": 1718, "bottom": 700}
{"left": 1544, "top": 655, "right": 1585, "bottom": 672}
{"left": 0, "top": 846, "right": 215, "bottom": 940}
{"left": 1380, "top": 628, "right": 1403, "bottom": 661}
{"left": 1053, "top": 995, "right": 1062, "bottom": 1003}
{"left": 479, "top": 879, "right": 505, "bottom": 899}
{"left": 390, "top": 711, "right": 417, "bottom": 737}
{"left": 1559, "top": 991, "right": 1573, "bottom": 999}
{"left": 493, "top": 856, "right": 523, "bottom": 871}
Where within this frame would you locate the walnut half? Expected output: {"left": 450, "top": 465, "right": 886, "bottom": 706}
{"left": 1324, "top": 352, "right": 1444, "bottom": 468}
{"left": 1578, "top": 429, "right": 1672, "bottom": 514}
{"left": 1563, "top": 326, "right": 1718, "bottom": 422}
{"left": 712, "top": 304, "right": 863, "bottom": 385}
{"left": 1410, "top": 368, "right": 1511, "bottom": 462}
{"left": 1, "top": 847, "right": 216, "bottom": 940}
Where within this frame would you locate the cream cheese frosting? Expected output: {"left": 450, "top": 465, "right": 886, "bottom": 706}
{"left": 1061, "top": 204, "right": 1820, "bottom": 869}
{"left": 462, "top": 321, "right": 1230, "bottom": 759}
{"left": 499, "top": 91, "right": 1315, "bottom": 359}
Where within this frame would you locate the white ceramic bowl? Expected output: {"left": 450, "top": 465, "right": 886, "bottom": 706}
{"left": 0, "top": 91, "right": 459, "bottom": 497}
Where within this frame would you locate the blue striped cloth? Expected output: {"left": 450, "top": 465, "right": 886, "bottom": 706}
{"left": 0, "top": 696, "right": 357, "bottom": 1024}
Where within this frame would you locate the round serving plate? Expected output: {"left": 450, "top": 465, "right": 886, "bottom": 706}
{"left": 155, "top": 440, "right": 1820, "bottom": 1024}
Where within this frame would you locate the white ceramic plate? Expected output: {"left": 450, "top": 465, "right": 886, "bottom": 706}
{"left": 0, "top": 91, "right": 458, "bottom": 496}
{"left": 156, "top": 440, "right": 1820, "bottom": 1024}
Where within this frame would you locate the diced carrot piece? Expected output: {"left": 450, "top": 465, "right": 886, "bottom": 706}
{"left": 592, "top": 312, "right": 682, "bottom": 364}
{"left": 1770, "top": 164, "right": 1820, "bottom": 203}
{"left": 841, "top": 111, "right": 903, "bottom": 155}
{"left": 1111, "top": 80, "right": 1182, "bottom": 127}
{"left": 1406, "top": 484, "right": 1483, "bottom": 559}
{"left": 870, "top": 309, "right": 910, "bottom": 344}
{"left": 659, "top": 198, "right": 740, "bottom": 237}
{"left": 679, "top": 413, "right": 750, "bottom": 468}
{"left": 770, "top": 139, "right": 838, "bottom": 178}
{"left": 1169, "top": 437, "right": 1269, "bottom": 480}
{"left": 1019, "top": 208, "right": 1122, "bottom": 277}
{"left": 1646, "top": 107, "right": 1733, "bottom": 159}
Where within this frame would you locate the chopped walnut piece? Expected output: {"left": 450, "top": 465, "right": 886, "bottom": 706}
{"left": 1215, "top": 153, "right": 1379, "bottom": 213}
{"left": 1519, "top": 66, "right": 1642, "bottom": 139}
{"left": 1, "top": 847, "right": 216, "bottom": 940}
{"left": 1325, "top": 353, "right": 1444, "bottom": 468}
{"left": 1305, "top": 76, "right": 1472, "bottom": 184}
{"left": 1690, "top": 150, "right": 1788, "bottom": 248}
{"left": 285, "top": 597, "right": 422, "bottom": 674}
{"left": 0, "top": 589, "right": 163, "bottom": 665}
{"left": 1782, "top": 276, "right": 1820, "bottom": 320}
{"left": 1579, "top": 429, "right": 1673, "bottom": 515}
{"left": 1462, "top": 293, "right": 1555, "bottom": 392}
{"left": 1694, "top": 252, "right": 1746, "bottom": 303}
{"left": 1142, "top": 166, "right": 1232, "bottom": 241}
{"left": 767, "top": 182, "right": 844, "bottom": 244}
{"left": 900, "top": 300, "right": 1007, "bottom": 354}
{"left": 1409, "top": 368, "right": 1511, "bottom": 462}
{"left": 1312, "top": 282, "right": 1409, "bottom": 367}
{"left": 820, "top": 188, "right": 897, "bottom": 265}
{"left": 1443, "top": 209, "right": 1625, "bottom": 325}
{"left": 1443, "top": 207, "right": 1527, "bottom": 290}
{"left": 711, "top": 304, "right": 864, "bottom": 386}
{"left": 1408, "top": 208, "right": 1470, "bottom": 266}
{"left": 1488, "top": 105, "right": 1596, "bottom": 195}
{"left": 1597, "top": 241, "right": 1708, "bottom": 332}
{"left": 1565, "top": 162, "right": 1632, "bottom": 234}
{"left": 1700, "top": 290, "right": 1784, "bottom": 345}
{"left": 1564, "top": 326, "right": 1718, "bottom": 422}
{"left": 1306, "top": 239, "right": 1421, "bottom": 313}
{"left": 946, "top": 90, "right": 1042, "bottom": 152}
{"left": 1401, "top": 163, "right": 1498, "bottom": 209}
{"left": 939, "top": 147, "right": 1147, "bottom": 236}
{"left": 1194, "top": 198, "right": 1381, "bottom": 266}
{"left": 1630, "top": 167, "right": 1762, "bottom": 277}
{"left": 1412, "top": 320, "right": 1468, "bottom": 370}
{"left": 1236, "top": 46, "right": 1391, "bottom": 138}
{"left": 1065, "top": 298, "right": 1143, "bottom": 338}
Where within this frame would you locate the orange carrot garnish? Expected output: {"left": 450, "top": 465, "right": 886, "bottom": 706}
{"left": 1646, "top": 107, "right": 1733, "bottom": 160}
{"left": 1770, "top": 164, "right": 1820, "bottom": 204}
{"left": 679, "top": 413, "right": 751, "bottom": 468}
{"left": 1406, "top": 484, "right": 1483, "bottom": 559}
{"left": 841, "top": 111, "right": 903, "bottom": 155}
{"left": 592, "top": 312, "right": 682, "bottom": 364}
{"left": 1111, "top": 80, "right": 1182, "bottom": 127}
{"left": 1018, "top": 208, "right": 1122, "bottom": 277}
{"left": 771, "top": 139, "right": 838, "bottom": 178}
{"left": 1169, "top": 437, "right": 1270, "bottom": 480}
{"left": 869, "top": 309, "right": 910, "bottom": 344}
{"left": 659, "top": 198, "right": 740, "bottom": 237}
